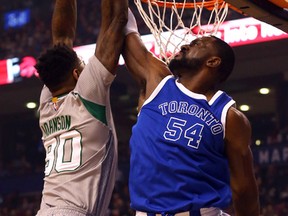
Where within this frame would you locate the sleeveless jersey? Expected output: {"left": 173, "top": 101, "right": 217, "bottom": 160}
{"left": 37, "top": 56, "right": 117, "bottom": 216}
{"left": 129, "top": 75, "right": 235, "bottom": 213}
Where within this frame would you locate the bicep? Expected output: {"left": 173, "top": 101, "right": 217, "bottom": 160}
{"left": 225, "top": 108, "right": 255, "bottom": 189}
{"left": 122, "top": 33, "right": 148, "bottom": 83}
{"left": 95, "top": 17, "right": 126, "bottom": 74}
{"left": 123, "top": 33, "right": 170, "bottom": 84}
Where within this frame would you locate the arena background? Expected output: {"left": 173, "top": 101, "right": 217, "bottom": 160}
{"left": 0, "top": 0, "right": 287, "bottom": 215}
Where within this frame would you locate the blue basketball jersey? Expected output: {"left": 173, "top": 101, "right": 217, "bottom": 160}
{"left": 129, "top": 75, "right": 236, "bottom": 213}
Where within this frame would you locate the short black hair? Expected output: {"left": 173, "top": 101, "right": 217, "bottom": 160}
{"left": 34, "top": 44, "right": 79, "bottom": 91}
{"left": 212, "top": 36, "right": 235, "bottom": 82}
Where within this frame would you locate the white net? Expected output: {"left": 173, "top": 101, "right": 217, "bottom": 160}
{"left": 134, "top": 0, "right": 229, "bottom": 63}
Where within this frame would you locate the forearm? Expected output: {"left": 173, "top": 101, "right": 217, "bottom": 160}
{"left": 231, "top": 155, "right": 260, "bottom": 216}
{"left": 95, "top": 0, "right": 128, "bottom": 73}
{"left": 123, "top": 9, "right": 149, "bottom": 81}
{"left": 230, "top": 159, "right": 260, "bottom": 215}
{"left": 233, "top": 183, "right": 260, "bottom": 216}
{"left": 52, "top": 0, "right": 77, "bottom": 47}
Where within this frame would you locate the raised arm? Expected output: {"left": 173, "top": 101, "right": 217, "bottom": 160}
{"left": 123, "top": 9, "right": 171, "bottom": 106}
{"left": 95, "top": 0, "right": 128, "bottom": 74}
{"left": 52, "top": 0, "right": 77, "bottom": 47}
{"left": 225, "top": 107, "right": 260, "bottom": 216}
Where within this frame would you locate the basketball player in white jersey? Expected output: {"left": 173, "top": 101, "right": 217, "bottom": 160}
{"left": 123, "top": 9, "right": 260, "bottom": 216}
{"left": 34, "top": 0, "right": 127, "bottom": 215}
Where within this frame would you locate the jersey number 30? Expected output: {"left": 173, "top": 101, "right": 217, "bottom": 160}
{"left": 44, "top": 130, "right": 82, "bottom": 176}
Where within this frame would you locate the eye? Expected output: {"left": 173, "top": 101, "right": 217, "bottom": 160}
{"left": 190, "top": 40, "right": 200, "bottom": 46}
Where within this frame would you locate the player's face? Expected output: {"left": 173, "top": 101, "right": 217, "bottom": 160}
{"left": 178, "top": 37, "right": 216, "bottom": 61}
{"left": 168, "top": 37, "right": 216, "bottom": 74}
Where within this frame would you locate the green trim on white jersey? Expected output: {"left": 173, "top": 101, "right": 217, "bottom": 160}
{"left": 78, "top": 94, "right": 107, "bottom": 125}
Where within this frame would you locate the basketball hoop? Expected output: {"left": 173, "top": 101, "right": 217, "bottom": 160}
{"left": 134, "top": 0, "right": 229, "bottom": 63}
{"left": 141, "top": 0, "right": 226, "bottom": 9}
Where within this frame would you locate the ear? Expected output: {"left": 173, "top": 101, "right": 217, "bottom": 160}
{"left": 72, "top": 69, "right": 79, "bottom": 80}
{"left": 206, "top": 56, "right": 221, "bottom": 68}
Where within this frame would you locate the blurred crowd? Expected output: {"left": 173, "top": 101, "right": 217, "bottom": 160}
{"left": 0, "top": 0, "right": 287, "bottom": 215}
{"left": 0, "top": 0, "right": 151, "bottom": 60}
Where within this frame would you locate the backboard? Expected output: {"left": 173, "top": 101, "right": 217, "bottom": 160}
{"left": 225, "top": 0, "right": 288, "bottom": 33}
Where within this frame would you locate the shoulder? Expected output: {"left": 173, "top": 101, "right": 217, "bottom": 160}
{"left": 83, "top": 55, "right": 115, "bottom": 80}
{"left": 225, "top": 106, "right": 252, "bottom": 150}
{"left": 75, "top": 56, "right": 115, "bottom": 97}
{"left": 40, "top": 85, "right": 52, "bottom": 104}
{"left": 227, "top": 106, "right": 251, "bottom": 130}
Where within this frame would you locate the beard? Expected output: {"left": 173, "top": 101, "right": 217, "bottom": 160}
{"left": 168, "top": 56, "right": 203, "bottom": 77}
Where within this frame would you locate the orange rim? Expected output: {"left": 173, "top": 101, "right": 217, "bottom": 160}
{"left": 141, "top": 0, "right": 226, "bottom": 9}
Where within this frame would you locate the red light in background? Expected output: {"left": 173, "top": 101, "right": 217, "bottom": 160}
{"left": 0, "top": 59, "right": 9, "bottom": 85}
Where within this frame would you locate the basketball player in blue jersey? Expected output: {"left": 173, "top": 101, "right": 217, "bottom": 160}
{"left": 123, "top": 9, "right": 260, "bottom": 216}
{"left": 34, "top": 0, "right": 127, "bottom": 215}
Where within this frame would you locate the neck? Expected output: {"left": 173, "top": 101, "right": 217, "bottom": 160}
{"left": 51, "top": 86, "right": 74, "bottom": 97}
{"left": 50, "top": 75, "right": 76, "bottom": 97}
{"left": 177, "top": 73, "right": 217, "bottom": 100}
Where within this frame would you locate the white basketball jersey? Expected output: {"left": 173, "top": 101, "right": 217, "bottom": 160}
{"left": 37, "top": 56, "right": 117, "bottom": 216}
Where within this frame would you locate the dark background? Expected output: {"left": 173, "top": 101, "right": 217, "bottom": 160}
{"left": 0, "top": 0, "right": 288, "bottom": 215}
